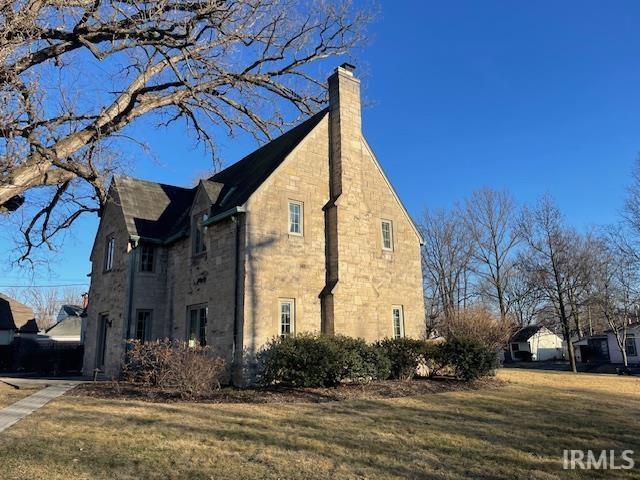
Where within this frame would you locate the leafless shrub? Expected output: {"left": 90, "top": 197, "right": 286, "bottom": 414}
{"left": 122, "top": 339, "right": 226, "bottom": 399}
{"left": 440, "top": 306, "right": 510, "bottom": 351}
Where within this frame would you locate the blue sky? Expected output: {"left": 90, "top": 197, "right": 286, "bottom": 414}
{"left": 2, "top": 0, "right": 640, "bottom": 288}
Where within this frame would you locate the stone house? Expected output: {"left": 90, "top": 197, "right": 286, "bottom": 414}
{"left": 83, "top": 65, "right": 425, "bottom": 383}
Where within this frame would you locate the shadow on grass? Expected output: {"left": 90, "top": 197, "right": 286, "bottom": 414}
{"left": 1, "top": 376, "right": 639, "bottom": 480}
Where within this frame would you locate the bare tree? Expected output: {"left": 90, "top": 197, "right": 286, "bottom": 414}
{"left": 518, "top": 195, "right": 579, "bottom": 372}
{"left": 464, "top": 188, "right": 519, "bottom": 321}
{"left": 7, "top": 285, "right": 86, "bottom": 329}
{"left": 420, "top": 207, "right": 476, "bottom": 325}
{"left": 0, "top": 0, "right": 370, "bottom": 260}
{"left": 503, "top": 259, "right": 544, "bottom": 327}
{"left": 592, "top": 232, "right": 639, "bottom": 368}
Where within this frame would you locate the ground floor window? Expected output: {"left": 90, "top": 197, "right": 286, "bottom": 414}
{"left": 279, "top": 299, "right": 295, "bottom": 338}
{"left": 625, "top": 334, "right": 637, "bottom": 356}
{"left": 511, "top": 343, "right": 520, "bottom": 352}
{"left": 392, "top": 306, "right": 404, "bottom": 339}
{"left": 188, "top": 305, "right": 207, "bottom": 347}
{"left": 135, "top": 310, "right": 152, "bottom": 342}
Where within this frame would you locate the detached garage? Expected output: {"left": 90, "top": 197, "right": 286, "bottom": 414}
{"left": 509, "top": 325, "right": 565, "bottom": 362}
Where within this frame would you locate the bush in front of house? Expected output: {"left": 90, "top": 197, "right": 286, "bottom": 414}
{"left": 373, "top": 338, "right": 427, "bottom": 380}
{"left": 122, "top": 339, "right": 226, "bottom": 399}
{"left": 257, "top": 334, "right": 391, "bottom": 388}
{"left": 436, "top": 335, "right": 499, "bottom": 381}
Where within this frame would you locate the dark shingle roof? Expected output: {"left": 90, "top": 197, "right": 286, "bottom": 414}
{"left": 511, "top": 325, "right": 544, "bottom": 343}
{"left": 116, "top": 176, "right": 196, "bottom": 241}
{"left": 114, "top": 109, "right": 328, "bottom": 242}
{"left": 208, "top": 109, "right": 328, "bottom": 216}
{"left": 17, "top": 318, "right": 39, "bottom": 334}
{"left": 61, "top": 305, "right": 84, "bottom": 317}
{"left": 0, "top": 297, "right": 15, "bottom": 330}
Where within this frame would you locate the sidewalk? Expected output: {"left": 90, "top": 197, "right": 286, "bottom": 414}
{"left": 0, "top": 381, "right": 82, "bottom": 433}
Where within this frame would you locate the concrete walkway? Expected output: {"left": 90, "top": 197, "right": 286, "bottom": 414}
{"left": 0, "top": 383, "right": 78, "bottom": 433}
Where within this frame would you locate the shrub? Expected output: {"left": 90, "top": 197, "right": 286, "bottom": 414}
{"left": 440, "top": 307, "right": 510, "bottom": 350}
{"left": 122, "top": 339, "right": 226, "bottom": 399}
{"left": 374, "top": 338, "right": 427, "bottom": 380}
{"left": 257, "top": 334, "right": 391, "bottom": 387}
{"left": 437, "top": 335, "right": 499, "bottom": 381}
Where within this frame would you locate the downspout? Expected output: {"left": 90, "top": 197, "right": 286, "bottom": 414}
{"left": 125, "top": 236, "right": 140, "bottom": 342}
{"left": 232, "top": 214, "right": 242, "bottom": 359}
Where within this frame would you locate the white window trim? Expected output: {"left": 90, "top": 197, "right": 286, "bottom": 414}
{"left": 392, "top": 305, "right": 404, "bottom": 339}
{"left": 288, "top": 200, "right": 304, "bottom": 236}
{"left": 279, "top": 298, "right": 295, "bottom": 338}
{"left": 381, "top": 219, "right": 394, "bottom": 251}
{"left": 104, "top": 234, "right": 115, "bottom": 271}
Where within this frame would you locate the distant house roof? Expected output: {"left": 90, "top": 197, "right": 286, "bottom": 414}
{"left": 510, "top": 325, "right": 545, "bottom": 343}
{"left": 60, "top": 305, "right": 84, "bottom": 317}
{"left": 0, "top": 297, "right": 15, "bottom": 330}
{"left": 45, "top": 315, "right": 82, "bottom": 337}
{"left": 0, "top": 293, "right": 35, "bottom": 330}
{"left": 111, "top": 108, "right": 328, "bottom": 243}
{"left": 17, "top": 318, "right": 39, "bottom": 334}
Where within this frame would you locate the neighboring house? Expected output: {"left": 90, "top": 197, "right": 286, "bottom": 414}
{"left": 83, "top": 64, "right": 425, "bottom": 383}
{"left": 0, "top": 293, "right": 36, "bottom": 345}
{"left": 573, "top": 322, "right": 640, "bottom": 365}
{"left": 45, "top": 305, "right": 85, "bottom": 343}
{"left": 508, "top": 325, "right": 565, "bottom": 362}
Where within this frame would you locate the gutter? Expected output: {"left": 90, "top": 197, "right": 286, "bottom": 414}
{"left": 231, "top": 212, "right": 244, "bottom": 380}
{"left": 203, "top": 205, "right": 246, "bottom": 227}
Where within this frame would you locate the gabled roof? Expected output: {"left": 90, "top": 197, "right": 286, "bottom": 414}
{"left": 111, "top": 109, "right": 328, "bottom": 243}
{"left": 510, "top": 325, "right": 544, "bottom": 343}
{"left": 115, "top": 176, "right": 196, "bottom": 241}
{"left": 208, "top": 108, "right": 328, "bottom": 216}
{"left": 0, "top": 293, "right": 34, "bottom": 330}
{"left": 60, "top": 305, "right": 84, "bottom": 317}
{"left": 45, "top": 315, "right": 82, "bottom": 337}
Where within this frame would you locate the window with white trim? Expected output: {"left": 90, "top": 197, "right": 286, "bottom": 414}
{"left": 279, "top": 299, "right": 295, "bottom": 338}
{"left": 288, "top": 201, "right": 303, "bottom": 235}
{"left": 140, "top": 244, "right": 155, "bottom": 272}
{"left": 104, "top": 234, "right": 115, "bottom": 271}
{"left": 392, "top": 305, "right": 404, "bottom": 339}
{"left": 381, "top": 220, "right": 393, "bottom": 251}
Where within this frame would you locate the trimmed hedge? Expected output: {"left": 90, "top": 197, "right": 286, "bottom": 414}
{"left": 257, "top": 334, "right": 390, "bottom": 387}
{"left": 437, "top": 336, "right": 499, "bottom": 381}
{"left": 373, "top": 338, "right": 426, "bottom": 380}
{"left": 257, "top": 333, "right": 498, "bottom": 388}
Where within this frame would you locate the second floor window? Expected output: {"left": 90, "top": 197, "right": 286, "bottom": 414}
{"left": 193, "top": 211, "right": 208, "bottom": 255}
{"left": 381, "top": 220, "right": 393, "bottom": 251}
{"left": 140, "top": 244, "right": 155, "bottom": 272}
{"left": 288, "top": 201, "right": 303, "bottom": 235}
{"left": 104, "top": 235, "right": 115, "bottom": 271}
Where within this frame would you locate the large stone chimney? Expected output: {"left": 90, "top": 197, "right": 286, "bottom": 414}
{"left": 321, "top": 63, "right": 361, "bottom": 335}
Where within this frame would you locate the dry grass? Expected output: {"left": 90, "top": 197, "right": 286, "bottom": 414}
{"left": 0, "top": 370, "right": 638, "bottom": 479}
{"left": 0, "top": 382, "right": 39, "bottom": 409}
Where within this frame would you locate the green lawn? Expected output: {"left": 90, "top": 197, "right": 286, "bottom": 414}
{"left": 0, "top": 370, "right": 638, "bottom": 479}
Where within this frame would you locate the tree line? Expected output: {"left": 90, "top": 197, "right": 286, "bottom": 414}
{"left": 420, "top": 162, "right": 640, "bottom": 372}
